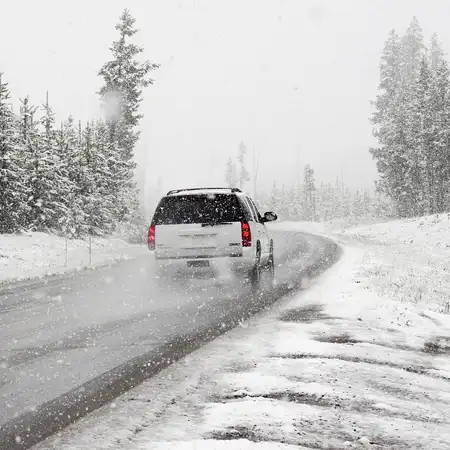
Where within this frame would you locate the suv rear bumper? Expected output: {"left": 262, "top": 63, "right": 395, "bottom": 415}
{"left": 153, "top": 248, "right": 256, "bottom": 277}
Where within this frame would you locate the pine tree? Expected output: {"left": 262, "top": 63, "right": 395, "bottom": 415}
{"left": 56, "top": 116, "right": 86, "bottom": 237}
{"left": 268, "top": 181, "right": 281, "bottom": 213}
{"left": 363, "top": 190, "right": 373, "bottom": 219}
{"left": 17, "top": 96, "right": 39, "bottom": 227}
{"left": 401, "top": 17, "right": 425, "bottom": 80}
{"left": 78, "top": 122, "right": 96, "bottom": 234}
{"left": 430, "top": 59, "right": 450, "bottom": 212}
{"left": 237, "top": 142, "right": 250, "bottom": 190}
{"left": 370, "top": 29, "right": 408, "bottom": 215}
{"left": 288, "top": 183, "right": 303, "bottom": 219}
{"left": 372, "top": 29, "right": 402, "bottom": 126}
{"left": 90, "top": 120, "right": 115, "bottom": 233}
{"left": 371, "top": 18, "right": 435, "bottom": 218}
{"left": 98, "top": 9, "right": 159, "bottom": 225}
{"left": 331, "top": 177, "right": 342, "bottom": 219}
{"left": 31, "top": 95, "right": 69, "bottom": 231}
{"left": 389, "top": 79, "right": 417, "bottom": 216}
{"left": 302, "top": 164, "right": 316, "bottom": 221}
{"left": 429, "top": 33, "right": 444, "bottom": 73}
{"left": 317, "top": 182, "right": 335, "bottom": 221}
{"left": 99, "top": 9, "right": 158, "bottom": 156}
{"left": 352, "top": 190, "right": 365, "bottom": 218}
{"left": 77, "top": 120, "right": 116, "bottom": 236}
{"left": 341, "top": 185, "right": 352, "bottom": 219}
{"left": 225, "top": 156, "right": 237, "bottom": 187}
{"left": 19, "top": 96, "right": 38, "bottom": 144}
{"left": 373, "top": 188, "right": 394, "bottom": 219}
{"left": 0, "top": 74, "right": 28, "bottom": 233}
{"left": 409, "top": 57, "right": 433, "bottom": 216}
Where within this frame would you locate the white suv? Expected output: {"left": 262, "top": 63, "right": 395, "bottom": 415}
{"left": 147, "top": 187, "right": 277, "bottom": 286}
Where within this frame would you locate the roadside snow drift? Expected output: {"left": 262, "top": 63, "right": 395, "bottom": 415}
{"left": 0, "top": 232, "right": 147, "bottom": 284}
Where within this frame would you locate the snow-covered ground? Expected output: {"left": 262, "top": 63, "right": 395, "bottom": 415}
{"left": 35, "top": 217, "right": 450, "bottom": 449}
{"left": 0, "top": 232, "right": 148, "bottom": 284}
{"left": 281, "top": 213, "right": 450, "bottom": 313}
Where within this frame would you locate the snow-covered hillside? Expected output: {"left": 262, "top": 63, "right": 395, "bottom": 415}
{"left": 0, "top": 232, "right": 148, "bottom": 284}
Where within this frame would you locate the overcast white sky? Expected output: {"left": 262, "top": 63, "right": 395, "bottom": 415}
{"left": 1, "top": 0, "right": 450, "bottom": 200}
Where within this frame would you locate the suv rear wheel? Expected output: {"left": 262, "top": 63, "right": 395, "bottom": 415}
{"left": 264, "top": 242, "right": 275, "bottom": 291}
{"left": 267, "top": 241, "right": 275, "bottom": 279}
{"left": 251, "top": 244, "right": 262, "bottom": 290}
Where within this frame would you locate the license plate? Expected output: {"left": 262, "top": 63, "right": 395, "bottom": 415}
{"left": 187, "top": 260, "right": 209, "bottom": 268}
{"left": 185, "top": 235, "right": 214, "bottom": 248}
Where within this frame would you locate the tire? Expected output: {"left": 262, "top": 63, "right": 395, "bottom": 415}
{"left": 267, "top": 242, "right": 275, "bottom": 285}
{"left": 251, "top": 245, "right": 262, "bottom": 290}
{"left": 256, "top": 242, "right": 274, "bottom": 293}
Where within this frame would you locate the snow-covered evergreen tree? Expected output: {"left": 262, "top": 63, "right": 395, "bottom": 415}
{"left": 0, "top": 75, "right": 28, "bottom": 233}
{"left": 99, "top": 9, "right": 158, "bottom": 157}
{"left": 352, "top": 190, "right": 365, "bottom": 218}
{"left": 370, "top": 17, "right": 450, "bottom": 218}
{"left": 302, "top": 164, "right": 316, "bottom": 221}
{"left": 225, "top": 156, "right": 237, "bottom": 187}
{"left": 362, "top": 190, "right": 373, "bottom": 218}
{"left": 409, "top": 57, "right": 433, "bottom": 216}
{"left": 372, "top": 29, "right": 402, "bottom": 126}
{"left": 316, "top": 182, "right": 334, "bottom": 221}
{"left": 268, "top": 181, "right": 281, "bottom": 213}
{"left": 237, "top": 141, "right": 250, "bottom": 190}
{"left": 430, "top": 58, "right": 450, "bottom": 212}
{"left": 429, "top": 33, "right": 444, "bottom": 73}
{"left": 31, "top": 95, "right": 68, "bottom": 231}
{"left": 401, "top": 17, "right": 425, "bottom": 80}
{"left": 78, "top": 122, "right": 97, "bottom": 234}
{"left": 56, "top": 116, "right": 86, "bottom": 237}
{"left": 90, "top": 120, "right": 115, "bottom": 234}
{"left": 98, "top": 9, "right": 158, "bottom": 225}
{"left": 17, "top": 96, "right": 39, "bottom": 228}
{"left": 370, "top": 28, "right": 410, "bottom": 216}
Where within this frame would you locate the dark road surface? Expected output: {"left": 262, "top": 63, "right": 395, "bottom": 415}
{"left": 0, "top": 230, "right": 340, "bottom": 449}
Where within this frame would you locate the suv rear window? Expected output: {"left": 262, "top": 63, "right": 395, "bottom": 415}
{"left": 152, "top": 194, "right": 245, "bottom": 225}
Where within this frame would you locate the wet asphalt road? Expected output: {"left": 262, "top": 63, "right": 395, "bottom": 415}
{"left": 0, "top": 230, "right": 338, "bottom": 448}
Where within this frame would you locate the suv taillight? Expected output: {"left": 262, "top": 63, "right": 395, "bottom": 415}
{"left": 148, "top": 225, "right": 156, "bottom": 250}
{"left": 241, "top": 221, "right": 251, "bottom": 247}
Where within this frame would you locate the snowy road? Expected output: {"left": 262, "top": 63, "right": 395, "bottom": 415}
{"left": 0, "top": 230, "right": 338, "bottom": 449}
{"left": 30, "top": 219, "right": 450, "bottom": 450}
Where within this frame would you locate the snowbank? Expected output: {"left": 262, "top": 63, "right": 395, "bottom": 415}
{"left": 343, "top": 212, "right": 450, "bottom": 246}
{"left": 339, "top": 213, "right": 450, "bottom": 313}
{"left": 35, "top": 220, "right": 450, "bottom": 450}
{"left": 0, "top": 232, "right": 148, "bottom": 284}
{"left": 277, "top": 214, "right": 450, "bottom": 312}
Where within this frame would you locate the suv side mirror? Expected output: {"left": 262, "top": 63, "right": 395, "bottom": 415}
{"left": 262, "top": 211, "right": 277, "bottom": 223}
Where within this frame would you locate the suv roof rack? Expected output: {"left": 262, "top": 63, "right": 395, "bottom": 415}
{"left": 166, "top": 187, "right": 242, "bottom": 196}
